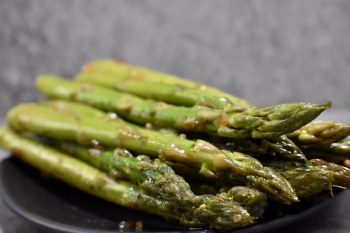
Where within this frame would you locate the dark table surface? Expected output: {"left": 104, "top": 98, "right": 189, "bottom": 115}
{"left": 0, "top": 110, "right": 350, "bottom": 233}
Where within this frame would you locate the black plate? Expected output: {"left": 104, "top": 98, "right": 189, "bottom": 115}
{"left": 0, "top": 157, "right": 344, "bottom": 233}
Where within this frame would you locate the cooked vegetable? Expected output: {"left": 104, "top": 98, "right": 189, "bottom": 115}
{"left": 0, "top": 127, "right": 256, "bottom": 231}
{"left": 7, "top": 103, "right": 298, "bottom": 203}
{"left": 264, "top": 158, "right": 350, "bottom": 197}
{"left": 288, "top": 120, "right": 350, "bottom": 145}
{"left": 263, "top": 160, "right": 333, "bottom": 198}
{"left": 218, "top": 135, "right": 305, "bottom": 161}
{"left": 1, "top": 59, "right": 349, "bottom": 231}
{"left": 36, "top": 75, "right": 329, "bottom": 140}
{"left": 75, "top": 72, "right": 236, "bottom": 109}
{"left": 56, "top": 141, "right": 268, "bottom": 218}
{"left": 300, "top": 139, "right": 350, "bottom": 164}
{"left": 81, "top": 59, "right": 252, "bottom": 108}
{"left": 45, "top": 100, "right": 307, "bottom": 162}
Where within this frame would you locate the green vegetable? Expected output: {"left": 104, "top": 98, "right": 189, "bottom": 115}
{"left": 81, "top": 59, "right": 252, "bottom": 108}
{"left": 57, "top": 141, "right": 268, "bottom": 218}
{"left": 0, "top": 127, "right": 178, "bottom": 220}
{"left": 57, "top": 141, "right": 197, "bottom": 203}
{"left": 309, "top": 159, "right": 350, "bottom": 189}
{"left": 264, "top": 158, "right": 350, "bottom": 197}
{"left": 0, "top": 127, "right": 258, "bottom": 231}
{"left": 288, "top": 120, "right": 350, "bottom": 145}
{"left": 75, "top": 72, "right": 235, "bottom": 109}
{"left": 36, "top": 75, "right": 330, "bottom": 140}
{"left": 217, "top": 135, "right": 305, "bottom": 161}
{"left": 7, "top": 103, "right": 299, "bottom": 203}
{"left": 300, "top": 139, "right": 350, "bottom": 164}
{"left": 263, "top": 160, "right": 334, "bottom": 198}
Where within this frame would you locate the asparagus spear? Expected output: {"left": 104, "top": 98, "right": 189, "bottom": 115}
{"left": 215, "top": 135, "right": 305, "bottom": 161}
{"left": 299, "top": 139, "right": 350, "bottom": 164}
{"left": 0, "top": 127, "right": 178, "bottom": 219}
{"left": 262, "top": 160, "right": 334, "bottom": 198}
{"left": 0, "top": 127, "right": 256, "bottom": 231}
{"left": 41, "top": 99, "right": 106, "bottom": 118}
{"left": 216, "top": 186, "right": 268, "bottom": 218}
{"left": 75, "top": 73, "right": 308, "bottom": 161}
{"left": 309, "top": 159, "right": 350, "bottom": 189}
{"left": 79, "top": 61, "right": 338, "bottom": 138}
{"left": 266, "top": 136, "right": 305, "bottom": 160}
{"left": 56, "top": 141, "right": 268, "bottom": 217}
{"left": 80, "top": 60, "right": 338, "bottom": 142}
{"left": 75, "top": 72, "right": 236, "bottom": 109}
{"left": 44, "top": 100, "right": 307, "bottom": 162}
{"left": 7, "top": 103, "right": 298, "bottom": 203}
{"left": 45, "top": 100, "right": 307, "bottom": 161}
{"left": 264, "top": 158, "right": 350, "bottom": 193}
{"left": 191, "top": 184, "right": 268, "bottom": 218}
{"left": 288, "top": 120, "right": 350, "bottom": 145}
{"left": 81, "top": 59, "right": 253, "bottom": 108}
{"left": 57, "top": 141, "right": 196, "bottom": 203}
{"left": 36, "top": 75, "right": 330, "bottom": 140}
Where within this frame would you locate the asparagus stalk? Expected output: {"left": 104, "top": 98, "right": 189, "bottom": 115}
{"left": 80, "top": 60, "right": 341, "bottom": 161}
{"left": 266, "top": 136, "right": 305, "bottom": 160}
{"left": 44, "top": 100, "right": 306, "bottom": 161}
{"left": 81, "top": 59, "right": 253, "bottom": 108}
{"left": 309, "top": 159, "right": 350, "bottom": 189}
{"left": 74, "top": 73, "right": 309, "bottom": 162}
{"left": 215, "top": 186, "right": 268, "bottom": 218}
{"left": 0, "top": 127, "right": 256, "bottom": 231}
{"left": 187, "top": 183, "right": 268, "bottom": 218}
{"left": 36, "top": 75, "right": 330, "bottom": 140}
{"left": 0, "top": 127, "right": 178, "bottom": 220}
{"left": 216, "top": 135, "right": 305, "bottom": 161}
{"left": 75, "top": 72, "right": 236, "bottom": 109}
{"left": 288, "top": 120, "right": 350, "bottom": 145}
{"left": 56, "top": 141, "right": 268, "bottom": 217}
{"left": 262, "top": 160, "right": 334, "bottom": 198}
{"left": 264, "top": 158, "right": 350, "bottom": 192}
{"left": 57, "top": 141, "right": 196, "bottom": 203}
{"left": 80, "top": 60, "right": 339, "bottom": 143}
{"left": 299, "top": 139, "right": 350, "bottom": 164}
{"left": 41, "top": 99, "right": 106, "bottom": 118}
{"left": 7, "top": 103, "right": 299, "bottom": 203}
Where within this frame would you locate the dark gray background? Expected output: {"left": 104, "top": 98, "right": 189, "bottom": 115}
{"left": 1, "top": 0, "right": 350, "bottom": 115}
{"left": 1, "top": 0, "right": 350, "bottom": 233}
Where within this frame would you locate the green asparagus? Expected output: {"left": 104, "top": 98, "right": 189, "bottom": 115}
{"left": 56, "top": 141, "right": 268, "bottom": 217}
{"left": 262, "top": 160, "right": 334, "bottom": 198}
{"left": 264, "top": 158, "right": 350, "bottom": 196}
{"left": 309, "top": 159, "right": 350, "bottom": 189}
{"left": 41, "top": 99, "right": 106, "bottom": 118}
{"left": 215, "top": 135, "right": 305, "bottom": 161}
{"left": 0, "top": 127, "right": 178, "bottom": 220}
{"left": 288, "top": 120, "right": 350, "bottom": 145}
{"left": 7, "top": 103, "right": 299, "bottom": 203}
{"left": 75, "top": 72, "right": 236, "bottom": 109}
{"left": 216, "top": 186, "right": 268, "bottom": 218}
{"left": 44, "top": 100, "right": 306, "bottom": 162}
{"left": 0, "top": 127, "right": 257, "bottom": 231}
{"left": 81, "top": 59, "right": 252, "bottom": 108}
{"left": 2, "top": 58, "right": 348, "bottom": 231}
{"left": 36, "top": 75, "right": 330, "bottom": 140}
{"left": 186, "top": 182, "right": 267, "bottom": 218}
{"left": 75, "top": 73, "right": 309, "bottom": 162}
{"left": 57, "top": 141, "right": 197, "bottom": 203}
{"left": 299, "top": 139, "right": 350, "bottom": 164}
{"left": 80, "top": 60, "right": 338, "bottom": 161}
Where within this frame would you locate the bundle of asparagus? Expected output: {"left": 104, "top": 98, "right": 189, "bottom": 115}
{"left": 1, "top": 59, "right": 350, "bottom": 231}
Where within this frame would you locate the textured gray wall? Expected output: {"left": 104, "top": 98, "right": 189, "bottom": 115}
{"left": 1, "top": 0, "right": 350, "bottom": 116}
